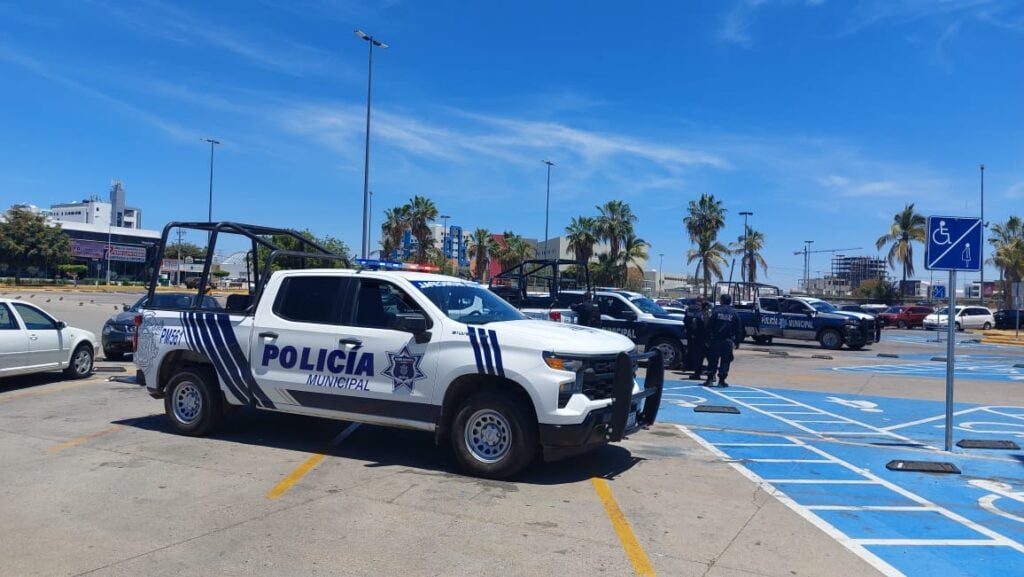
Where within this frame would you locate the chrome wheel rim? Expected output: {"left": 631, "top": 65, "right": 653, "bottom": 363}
{"left": 173, "top": 382, "right": 203, "bottom": 425}
{"left": 654, "top": 343, "right": 677, "bottom": 366}
{"left": 464, "top": 409, "right": 511, "bottom": 464}
{"left": 73, "top": 349, "right": 92, "bottom": 375}
{"left": 822, "top": 331, "right": 840, "bottom": 348}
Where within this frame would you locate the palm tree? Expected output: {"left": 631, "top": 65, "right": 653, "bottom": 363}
{"left": 590, "top": 253, "right": 623, "bottom": 287}
{"left": 621, "top": 232, "right": 649, "bottom": 286}
{"left": 730, "top": 225, "right": 768, "bottom": 284}
{"left": 406, "top": 196, "right": 439, "bottom": 264}
{"left": 683, "top": 193, "right": 726, "bottom": 245}
{"left": 380, "top": 206, "right": 410, "bottom": 260}
{"left": 687, "top": 231, "right": 729, "bottom": 296}
{"left": 467, "top": 228, "right": 498, "bottom": 282}
{"left": 497, "top": 232, "right": 534, "bottom": 270}
{"left": 876, "top": 203, "right": 926, "bottom": 296}
{"left": 565, "top": 216, "right": 598, "bottom": 270}
{"left": 988, "top": 216, "right": 1024, "bottom": 309}
{"left": 595, "top": 200, "right": 637, "bottom": 259}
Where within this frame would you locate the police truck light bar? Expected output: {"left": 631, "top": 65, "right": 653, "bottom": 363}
{"left": 355, "top": 258, "right": 440, "bottom": 273}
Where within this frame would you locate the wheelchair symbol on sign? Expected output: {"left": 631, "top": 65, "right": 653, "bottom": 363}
{"left": 969, "top": 479, "right": 1024, "bottom": 524}
{"left": 932, "top": 220, "right": 952, "bottom": 246}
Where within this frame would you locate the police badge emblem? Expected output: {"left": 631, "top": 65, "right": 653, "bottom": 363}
{"left": 381, "top": 345, "right": 426, "bottom": 392}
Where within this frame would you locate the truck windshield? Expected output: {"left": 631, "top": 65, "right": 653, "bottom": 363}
{"left": 808, "top": 301, "right": 838, "bottom": 313}
{"left": 630, "top": 297, "right": 667, "bottom": 315}
{"left": 412, "top": 281, "right": 526, "bottom": 325}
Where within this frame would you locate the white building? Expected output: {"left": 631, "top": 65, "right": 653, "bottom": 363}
{"left": 49, "top": 180, "right": 142, "bottom": 230}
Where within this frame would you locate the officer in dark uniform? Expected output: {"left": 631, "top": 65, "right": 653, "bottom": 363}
{"left": 685, "top": 297, "right": 709, "bottom": 379}
{"left": 572, "top": 292, "right": 601, "bottom": 328}
{"left": 705, "top": 293, "right": 744, "bottom": 387}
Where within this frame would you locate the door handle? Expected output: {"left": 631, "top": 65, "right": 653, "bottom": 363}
{"left": 29, "top": 335, "right": 38, "bottom": 341}
{"left": 258, "top": 331, "right": 278, "bottom": 339}
{"left": 339, "top": 338, "right": 362, "bottom": 346}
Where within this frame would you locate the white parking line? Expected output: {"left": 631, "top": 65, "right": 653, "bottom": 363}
{"left": 855, "top": 539, "right": 1002, "bottom": 547}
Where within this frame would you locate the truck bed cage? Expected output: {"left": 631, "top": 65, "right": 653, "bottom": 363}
{"left": 489, "top": 259, "right": 592, "bottom": 309}
{"left": 146, "top": 221, "right": 351, "bottom": 311}
{"left": 714, "top": 281, "right": 782, "bottom": 306}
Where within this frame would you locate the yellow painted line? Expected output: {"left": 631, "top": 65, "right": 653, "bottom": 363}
{"left": 47, "top": 425, "right": 123, "bottom": 453}
{"left": 265, "top": 422, "right": 360, "bottom": 500}
{"left": 591, "top": 476, "right": 657, "bottom": 576}
{"left": 0, "top": 379, "right": 100, "bottom": 405}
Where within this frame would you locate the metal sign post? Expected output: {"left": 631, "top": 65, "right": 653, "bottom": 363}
{"left": 1015, "top": 282, "right": 1022, "bottom": 341}
{"left": 945, "top": 270, "right": 956, "bottom": 452}
{"left": 926, "top": 215, "right": 982, "bottom": 452}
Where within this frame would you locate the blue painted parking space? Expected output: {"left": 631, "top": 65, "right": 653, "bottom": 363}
{"left": 830, "top": 355, "right": 1024, "bottom": 382}
{"left": 882, "top": 333, "right": 1008, "bottom": 349}
{"left": 655, "top": 381, "right": 1024, "bottom": 577}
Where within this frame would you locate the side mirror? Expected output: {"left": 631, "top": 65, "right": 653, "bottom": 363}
{"left": 56, "top": 321, "right": 67, "bottom": 330}
{"left": 122, "top": 304, "right": 131, "bottom": 312}
{"left": 620, "top": 310, "right": 637, "bottom": 321}
{"left": 805, "top": 310, "right": 815, "bottom": 317}
{"left": 394, "top": 313, "right": 431, "bottom": 343}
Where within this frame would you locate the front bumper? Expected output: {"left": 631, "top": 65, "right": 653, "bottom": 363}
{"left": 101, "top": 330, "right": 134, "bottom": 352}
{"left": 538, "top": 350, "right": 664, "bottom": 461}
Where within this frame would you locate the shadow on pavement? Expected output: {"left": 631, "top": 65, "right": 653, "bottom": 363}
{"left": 0, "top": 372, "right": 73, "bottom": 393}
{"left": 114, "top": 408, "right": 643, "bottom": 485}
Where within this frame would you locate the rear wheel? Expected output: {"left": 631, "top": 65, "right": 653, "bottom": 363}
{"left": 752, "top": 335, "right": 773, "bottom": 345}
{"left": 983, "top": 322, "right": 992, "bottom": 330}
{"left": 451, "top": 392, "right": 536, "bottom": 479}
{"left": 896, "top": 320, "right": 908, "bottom": 329}
{"left": 650, "top": 338, "right": 682, "bottom": 370}
{"left": 818, "top": 328, "right": 843, "bottom": 350}
{"left": 164, "top": 367, "right": 223, "bottom": 436}
{"left": 63, "top": 344, "right": 93, "bottom": 379}
{"left": 955, "top": 322, "right": 963, "bottom": 332}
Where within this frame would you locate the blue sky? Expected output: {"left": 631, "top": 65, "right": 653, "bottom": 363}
{"left": 1, "top": 0, "right": 1022, "bottom": 290}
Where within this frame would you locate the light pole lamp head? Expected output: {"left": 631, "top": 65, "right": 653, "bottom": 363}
{"left": 355, "top": 29, "right": 388, "bottom": 48}
{"left": 542, "top": 160, "right": 555, "bottom": 167}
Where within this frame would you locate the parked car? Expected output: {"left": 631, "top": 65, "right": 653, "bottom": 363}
{"left": 0, "top": 299, "right": 96, "bottom": 379}
{"left": 102, "top": 293, "right": 221, "bottom": 360}
{"left": 878, "top": 305, "right": 934, "bottom": 329}
{"left": 922, "top": 306, "right": 995, "bottom": 331}
{"left": 994, "top": 309, "right": 1024, "bottom": 330}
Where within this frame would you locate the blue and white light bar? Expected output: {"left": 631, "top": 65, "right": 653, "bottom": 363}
{"left": 354, "top": 258, "right": 440, "bottom": 272}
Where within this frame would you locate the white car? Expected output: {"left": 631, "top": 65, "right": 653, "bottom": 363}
{"left": 922, "top": 306, "right": 995, "bottom": 331}
{"left": 0, "top": 298, "right": 97, "bottom": 379}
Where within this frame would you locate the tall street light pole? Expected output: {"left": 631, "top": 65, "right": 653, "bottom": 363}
{"left": 542, "top": 160, "right": 555, "bottom": 258}
{"left": 980, "top": 163, "right": 985, "bottom": 307}
{"left": 356, "top": 29, "right": 388, "bottom": 259}
{"left": 804, "top": 240, "right": 814, "bottom": 293}
{"left": 201, "top": 138, "right": 220, "bottom": 223}
{"left": 739, "top": 211, "right": 753, "bottom": 283}
{"left": 658, "top": 253, "right": 665, "bottom": 296}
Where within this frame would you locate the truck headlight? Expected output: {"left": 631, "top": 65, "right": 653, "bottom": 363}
{"left": 544, "top": 352, "right": 584, "bottom": 401}
{"left": 102, "top": 324, "right": 113, "bottom": 335}
{"left": 543, "top": 352, "right": 583, "bottom": 372}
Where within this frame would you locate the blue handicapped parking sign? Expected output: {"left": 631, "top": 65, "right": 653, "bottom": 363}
{"left": 932, "top": 284, "right": 946, "bottom": 299}
{"left": 926, "top": 216, "right": 982, "bottom": 272}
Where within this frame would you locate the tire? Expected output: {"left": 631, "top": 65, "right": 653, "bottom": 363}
{"left": 955, "top": 322, "right": 962, "bottom": 332}
{"left": 982, "top": 322, "right": 992, "bottom": 330}
{"left": 104, "top": 349, "right": 125, "bottom": 362}
{"left": 451, "top": 391, "right": 537, "bottom": 479}
{"left": 818, "top": 328, "right": 843, "bottom": 350}
{"left": 896, "top": 320, "right": 908, "bottom": 329}
{"left": 63, "top": 344, "right": 94, "bottom": 379}
{"left": 163, "top": 367, "right": 224, "bottom": 436}
{"left": 650, "top": 338, "right": 683, "bottom": 370}
{"left": 752, "top": 336, "right": 773, "bottom": 345}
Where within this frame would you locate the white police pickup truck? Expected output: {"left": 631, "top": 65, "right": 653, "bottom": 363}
{"left": 134, "top": 222, "right": 663, "bottom": 478}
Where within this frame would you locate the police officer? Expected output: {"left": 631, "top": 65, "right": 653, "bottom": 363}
{"left": 685, "top": 297, "right": 709, "bottom": 380}
{"left": 572, "top": 292, "right": 601, "bottom": 328}
{"left": 705, "top": 293, "right": 744, "bottom": 388}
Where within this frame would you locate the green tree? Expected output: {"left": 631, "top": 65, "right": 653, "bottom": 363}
{"left": 166, "top": 241, "right": 206, "bottom": 261}
{"left": 730, "top": 225, "right": 768, "bottom": 284}
{"left": 0, "top": 208, "right": 71, "bottom": 284}
{"left": 622, "top": 232, "right": 649, "bottom": 287}
{"left": 407, "top": 196, "right": 439, "bottom": 264}
{"left": 687, "top": 231, "right": 729, "bottom": 296}
{"left": 595, "top": 200, "right": 637, "bottom": 260}
{"left": 380, "top": 205, "right": 410, "bottom": 260}
{"left": 497, "top": 232, "right": 533, "bottom": 270}
{"left": 590, "top": 253, "right": 622, "bottom": 287}
{"left": 988, "top": 216, "right": 1024, "bottom": 309}
{"left": 565, "top": 216, "right": 598, "bottom": 286}
{"left": 683, "top": 193, "right": 726, "bottom": 245}
{"left": 58, "top": 264, "right": 88, "bottom": 284}
{"left": 258, "top": 230, "right": 351, "bottom": 272}
{"left": 467, "top": 228, "right": 498, "bottom": 282}
{"left": 875, "top": 203, "right": 926, "bottom": 296}
{"left": 851, "top": 279, "right": 900, "bottom": 304}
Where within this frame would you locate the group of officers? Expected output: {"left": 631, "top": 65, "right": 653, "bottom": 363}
{"left": 684, "top": 294, "right": 744, "bottom": 388}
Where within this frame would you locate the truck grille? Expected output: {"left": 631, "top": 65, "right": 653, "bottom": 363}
{"left": 860, "top": 319, "right": 876, "bottom": 341}
{"left": 581, "top": 357, "right": 619, "bottom": 401}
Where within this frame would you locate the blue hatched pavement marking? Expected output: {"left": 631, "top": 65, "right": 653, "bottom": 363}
{"left": 654, "top": 380, "right": 1024, "bottom": 577}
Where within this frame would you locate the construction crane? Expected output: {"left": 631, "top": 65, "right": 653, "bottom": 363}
{"left": 794, "top": 241, "right": 862, "bottom": 293}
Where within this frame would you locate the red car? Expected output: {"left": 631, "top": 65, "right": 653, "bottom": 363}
{"left": 878, "top": 305, "right": 934, "bottom": 329}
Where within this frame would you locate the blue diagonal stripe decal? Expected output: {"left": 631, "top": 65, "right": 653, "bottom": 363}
{"left": 477, "top": 327, "right": 495, "bottom": 375}
{"left": 468, "top": 326, "right": 485, "bottom": 373}
{"left": 488, "top": 329, "right": 505, "bottom": 377}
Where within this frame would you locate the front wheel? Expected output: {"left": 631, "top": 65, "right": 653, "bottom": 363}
{"left": 64, "top": 344, "right": 94, "bottom": 379}
{"left": 650, "top": 338, "right": 683, "bottom": 370}
{"left": 955, "top": 322, "right": 963, "bottom": 332}
{"left": 982, "top": 322, "right": 992, "bottom": 330}
{"left": 752, "top": 335, "right": 773, "bottom": 345}
{"left": 451, "top": 392, "right": 536, "bottom": 479}
{"left": 896, "top": 320, "right": 908, "bottom": 329}
{"left": 819, "top": 328, "right": 843, "bottom": 350}
{"left": 164, "top": 368, "right": 223, "bottom": 436}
